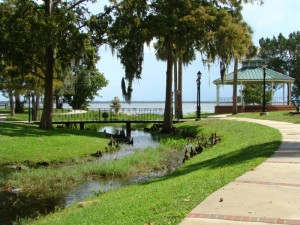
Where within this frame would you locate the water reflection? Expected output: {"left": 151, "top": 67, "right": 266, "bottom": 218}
{"left": 0, "top": 189, "right": 65, "bottom": 225}
{"left": 64, "top": 179, "right": 126, "bottom": 207}
{"left": 98, "top": 126, "right": 159, "bottom": 161}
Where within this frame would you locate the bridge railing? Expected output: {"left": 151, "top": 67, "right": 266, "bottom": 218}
{"left": 51, "top": 108, "right": 164, "bottom": 122}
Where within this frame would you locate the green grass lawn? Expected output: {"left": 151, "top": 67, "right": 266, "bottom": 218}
{"left": 0, "top": 108, "right": 72, "bottom": 122}
{"left": 0, "top": 108, "right": 30, "bottom": 121}
{"left": 20, "top": 119, "right": 281, "bottom": 225}
{"left": 0, "top": 122, "right": 107, "bottom": 164}
{"left": 232, "top": 110, "right": 300, "bottom": 124}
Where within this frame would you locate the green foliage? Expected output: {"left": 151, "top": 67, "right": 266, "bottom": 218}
{"left": 259, "top": 31, "right": 300, "bottom": 98}
{"left": 107, "top": 0, "right": 260, "bottom": 131}
{"left": 242, "top": 83, "right": 272, "bottom": 105}
{"left": 110, "top": 96, "right": 122, "bottom": 114}
{"left": 0, "top": 0, "right": 108, "bottom": 129}
{"left": 109, "top": 0, "right": 223, "bottom": 93}
{"left": 65, "top": 65, "right": 108, "bottom": 110}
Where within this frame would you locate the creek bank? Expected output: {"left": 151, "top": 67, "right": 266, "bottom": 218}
{"left": 0, "top": 125, "right": 222, "bottom": 225}
{"left": 0, "top": 152, "right": 183, "bottom": 225}
{"left": 0, "top": 127, "right": 179, "bottom": 224}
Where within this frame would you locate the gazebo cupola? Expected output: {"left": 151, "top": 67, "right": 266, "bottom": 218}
{"left": 241, "top": 56, "right": 265, "bottom": 68}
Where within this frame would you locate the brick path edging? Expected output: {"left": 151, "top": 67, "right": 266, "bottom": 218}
{"left": 187, "top": 213, "right": 300, "bottom": 225}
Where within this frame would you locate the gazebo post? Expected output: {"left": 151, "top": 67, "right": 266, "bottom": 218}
{"left": 288, "top": 83, "right": 292, "bottom": 105}
{"left": 216, "top": 84, "right": 220, "bottom": 106}
{"left": 240, "top": 83, "right": 244, "bottom": 106}
{"left": 283, "top": 83, "right": 286, "bottom": 105}
{"left": 271, "top": 81, "right": 274, "bottom": 105}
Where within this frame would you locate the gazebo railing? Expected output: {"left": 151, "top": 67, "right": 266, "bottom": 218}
{"left": 272, "top": 97, "right": 285, "bottom": 104}
{"left": 219, "top": 96, "right": 289, "bottom": 106}
{"left": 219, "top": 97, "right": 243, "bottom": 106}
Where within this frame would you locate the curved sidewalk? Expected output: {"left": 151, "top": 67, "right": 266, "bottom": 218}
{"left": 180, "top": 117, "right": 300, "bottom": 225}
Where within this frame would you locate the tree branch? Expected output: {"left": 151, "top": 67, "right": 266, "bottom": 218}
{"left": 68, "top": 0, "right": 88, "bottom": 11}
{"left": 33, "top": 62, "right": 46, "bottom": 75}
{"left": 30, "top": 70, "right": 46, "bottom": 81}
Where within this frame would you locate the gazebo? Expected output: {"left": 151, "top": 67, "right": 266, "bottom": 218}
{"left": 213, "top": 57, "right": 295, "bottom": 114}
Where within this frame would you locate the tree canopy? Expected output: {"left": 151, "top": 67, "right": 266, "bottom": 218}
{"left": 0, "top": 0, "right": 108, "bottom": 129}
{"left": 64, "top": 64, "right": 108, "bottom": 110}
{"left": 1, "top": 0, "right": 264, "bottom": 131}
{"left": 259, "top": 32, "right": 300, "bottom": 99}
{"left": 105, "top": 0, "right": 261, "bottom": 131}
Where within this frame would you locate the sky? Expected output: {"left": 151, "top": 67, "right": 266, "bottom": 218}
{"left": 1, "top": 0, "right": 299, "bottom": 102}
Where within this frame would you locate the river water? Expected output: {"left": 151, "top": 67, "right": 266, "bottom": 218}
{"left": 0, "top": 126, "right": 181, "bottom": 225}
{"left": 62, "top": 101, "right": 216, "bottom": 114}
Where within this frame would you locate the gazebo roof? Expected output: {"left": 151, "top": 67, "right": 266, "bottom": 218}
{"left": 213, "top": 57, "right": 294, "bottom": 85}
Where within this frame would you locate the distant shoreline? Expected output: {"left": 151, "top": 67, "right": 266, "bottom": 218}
{"left": 91, "top": 101, "right": 217, "bottom": 104}
{"left": 0, "top": 100, "right": 217, "bottom": 104}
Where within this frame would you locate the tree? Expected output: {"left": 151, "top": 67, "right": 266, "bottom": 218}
{"left": 200, "top": 6, "right": 254, "bottom": 115}
{"left": 288, "top": 32, "right": 300, "bottom": 99}
{"left": 0, "top": 63, "right": 29, "bottom": 115}
{"left": 106, "top": 0, "right": 262, "bottom": 132}
{"left": 64, "top": 65, "right": 108, "bottom": 110}
{"left": 0, "top": 65, "right": 18, "bottom": 116}
{"left": 110, "top": 96, "right": 122, "bottom": 114}
{"left": 154, "top": 41, "right": 196, "bottom": 120}
{"left": 259, "top": 32, "right": 300, "bottom": 101}
{"left": 242, "top": 84, "right": 272, "bottom": 105}
{"left": 0, "top": 0, "right": 104, "bottom": 129}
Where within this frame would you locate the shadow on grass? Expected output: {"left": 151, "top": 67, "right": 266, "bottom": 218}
{"left": 143, "top": 139, "right": 281, "bottom": 185}
{"left": 0, "top": 122, "right": 106, "bottom": 138}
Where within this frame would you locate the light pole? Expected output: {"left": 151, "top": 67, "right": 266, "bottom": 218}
{"left": 196, "top": 71, "right": 202, "bottom": 120}
{"left": 261, "top": 62, "right": 268, "bottom": 115}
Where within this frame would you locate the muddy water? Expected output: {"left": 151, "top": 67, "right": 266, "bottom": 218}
{"left": 0, "top": 127, "right": 180, "bottom": 225}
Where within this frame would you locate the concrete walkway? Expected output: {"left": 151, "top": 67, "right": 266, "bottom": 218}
{"left": 180, "top": 116, "right": 300, "bottom": 225}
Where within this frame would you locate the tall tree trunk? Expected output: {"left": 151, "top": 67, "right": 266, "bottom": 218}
{"left": 35, "top": 93, "right": 40, "bottom": 121}
{"left": 15, "top": 94, "right": 24, "bottom": 113}
{"left": 40, "top": 45, "right": 55, "bottom": 129}
{"left": 163, "top": 47, "right": 174, "bottom": 132}
{"left": 232, "top": 58, "right": 238, "bottom": 115}
{"left": 40, "top": 0, "right": 54, "bottom": 129}
{"left": 9, "top": 91, "right": 15, "bottom": 116}
{"left": 174, "top": 58, "right": 178, "bottom": 119}
{"left": 178, "top": 56, "right": 183, "bottom": 119}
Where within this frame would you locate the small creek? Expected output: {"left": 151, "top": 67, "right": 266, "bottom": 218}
{"left": 0, "top": 127, "right": 182, "bottom": 225}
{"left": 98, "top": 126, "right": 159, "bottom": 161}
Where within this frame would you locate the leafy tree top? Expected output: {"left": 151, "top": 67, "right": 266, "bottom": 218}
{"left": 104, "top": 0, "right": 261, "bottom": 101}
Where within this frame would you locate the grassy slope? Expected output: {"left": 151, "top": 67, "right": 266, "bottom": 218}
{"left": 0, "top": 122, "right": 107, "bottom": 164}
{"left": 28, "top": 119, "right": 281, "bottom": 225}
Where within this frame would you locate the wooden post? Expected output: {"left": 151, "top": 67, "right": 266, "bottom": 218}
{"left": 80, "top": 122, "right": 84, "bottom": 130}
{"left": 126, "top": 122, "right": 131, "bottom": 140}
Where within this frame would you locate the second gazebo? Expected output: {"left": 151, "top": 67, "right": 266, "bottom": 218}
{"left": 213, "top": 57, "right": 295, "bottom": 114}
